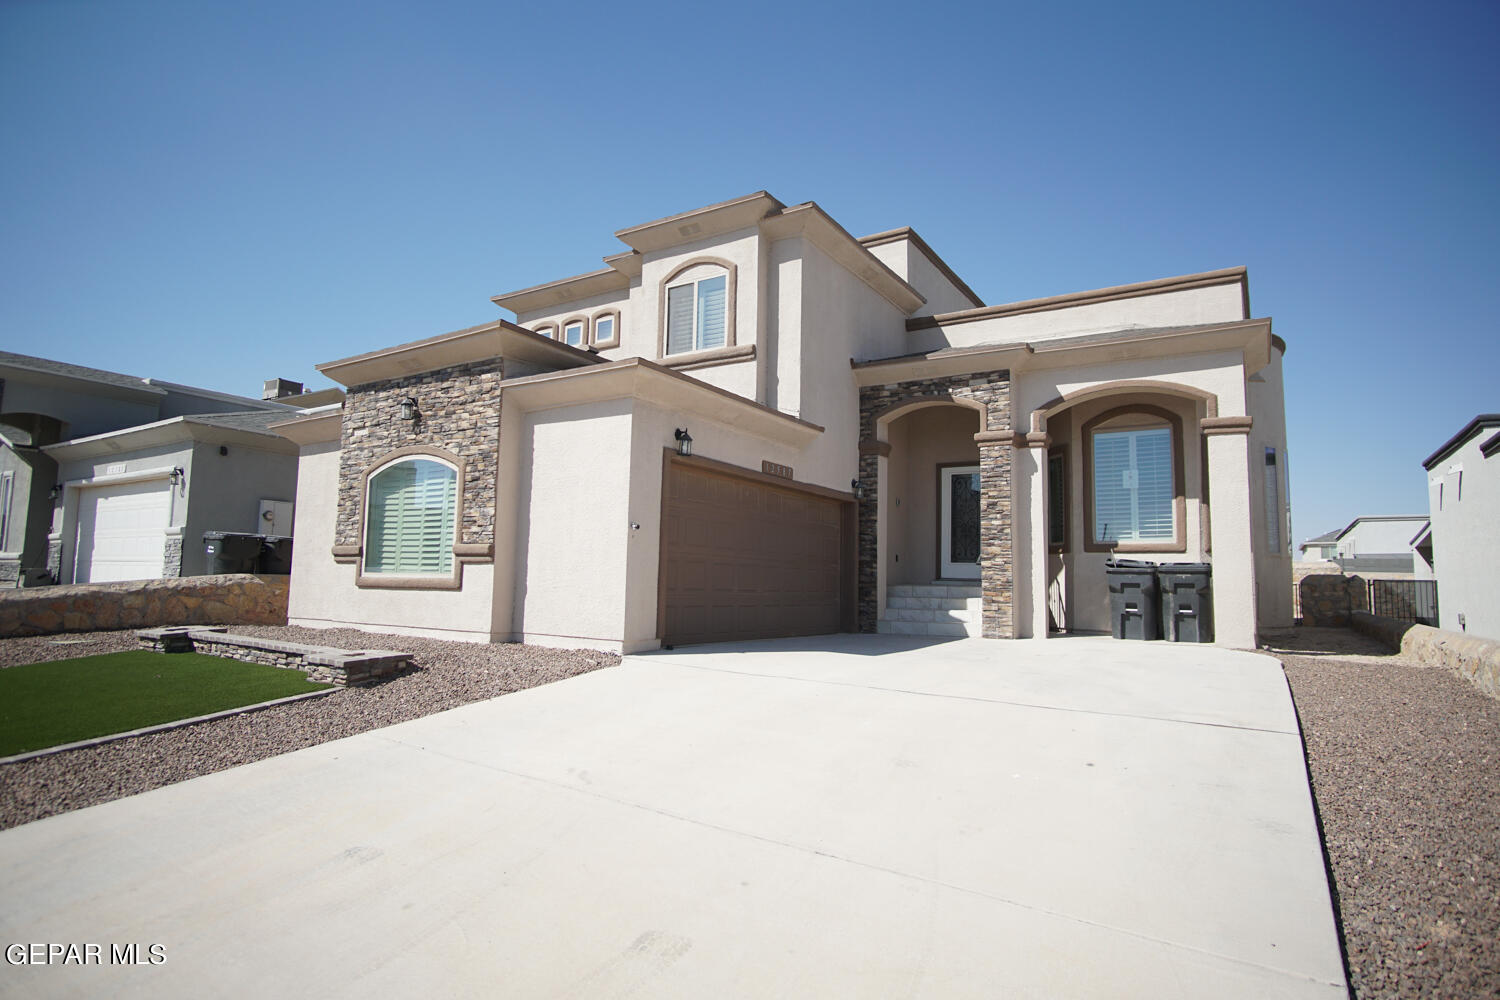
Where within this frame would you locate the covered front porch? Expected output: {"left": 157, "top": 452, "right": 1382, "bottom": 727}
{"left": 854, "top": 320, "right": 1278, "bottom": 649}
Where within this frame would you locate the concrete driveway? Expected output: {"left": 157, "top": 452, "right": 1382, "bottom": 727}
{"left": 0, "top": 635, "right": 1347, "bottom": 998}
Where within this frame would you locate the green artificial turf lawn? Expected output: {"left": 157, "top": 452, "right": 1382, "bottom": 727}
{"left": 0, "top": 651, "right": 331, "bottom": 757}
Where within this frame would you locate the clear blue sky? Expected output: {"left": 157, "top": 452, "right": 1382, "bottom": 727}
{"left": 3, "top": 0, "right": 1496, "bottom": 548}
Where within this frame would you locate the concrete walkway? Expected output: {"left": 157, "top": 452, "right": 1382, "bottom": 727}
{"left": 0, "top": 636, "right": 1347, "bottom": 998}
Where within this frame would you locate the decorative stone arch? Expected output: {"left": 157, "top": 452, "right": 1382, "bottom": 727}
{"left": 1029, "top": 379, "right": 1221, "bottom": 434}
{"left": 657, "top": 255, "right": 738, "bottom": 357}
{"left": 869, "top": 392, "right": 991, "bottom": 441}
{"left": 856, "top": 369, "right": 1015, "bottom": 639}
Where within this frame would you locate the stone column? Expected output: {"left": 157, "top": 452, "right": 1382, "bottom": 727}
{"left": 976, "top": 432, "right": 1014, "bottom": 638}
{"left": 1204, "top": 417, "right": 1258, "bottom": 648}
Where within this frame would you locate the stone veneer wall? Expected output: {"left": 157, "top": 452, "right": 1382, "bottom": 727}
{"left": 334, "top": 358, "right": 504, "bottom": 551}
{"left": 858, "top": 370, "right": 1014, "bottom": 638}
{"left": 0, "top": 574, "right": 288, "bottom": 637}
{"left": 1299, "top": 573, "right": 1370, "bottom": 627}
{"left": 162, "top": 534, "right": 183, "bottom": 578}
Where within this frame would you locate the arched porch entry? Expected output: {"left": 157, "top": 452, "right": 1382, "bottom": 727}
{"left": 1015, "top": 378, "right": 1258, "bottom": 646}
{"left": 856, "top": 370, "right": 1015, "bottom": 638}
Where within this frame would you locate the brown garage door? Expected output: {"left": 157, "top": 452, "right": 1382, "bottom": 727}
{"left": 660, "top": 456, "right": 854, "bottom": 646}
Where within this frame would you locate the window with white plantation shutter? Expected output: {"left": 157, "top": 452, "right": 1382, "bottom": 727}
{"left": 1092, "top": 426, "right": 1173, "bottom": 544}
{"left": 667, "top": 284, "right": 695, "bottom": 354}
{"left": 364, "top": 459, "right": 457, "bottom": 575}
{"left": 665, "top": 273, "right": 728, "bottom": 354}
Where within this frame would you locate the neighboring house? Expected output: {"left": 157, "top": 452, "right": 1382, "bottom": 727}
{"left": 272, "top": 191, "right": 1291, "bottom": 651}
{"left": 1298, "top": 515, "right": 1429, "bottom": 574}
{"left": 1297, "top": 529, "right": 1340, "bottom": 562}
{"left": 1419, "top": 414, "right": 1500, "bottom": 638}
{"left": 0, "top": 352, "right": 340, "bottom": 585}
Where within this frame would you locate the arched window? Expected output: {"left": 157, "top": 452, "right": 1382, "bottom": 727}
{"left": 659, "top": 257, "right": 736, "bottom": 356}
{"left": 363, "top": 457, "right": 458, "bottom": 575}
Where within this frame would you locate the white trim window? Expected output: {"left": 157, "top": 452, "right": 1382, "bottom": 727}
{"left": 562, "top": 320, "right": 586, "bottom": 348}
{"left": 1092, "top": 425, "right": 1173, "bottom": 543}
{"left": 665, "top": 274, "right": 727, "bottom": 354}
{"left": 364, "top": 458, "right": 457, "bottom": 575}
{"left": 592, "top": 313, "right": 615, "bottom": 346}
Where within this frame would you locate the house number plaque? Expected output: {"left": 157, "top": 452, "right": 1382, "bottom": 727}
{"left": 762, "top": 461, "right": 794, "bottom": 480}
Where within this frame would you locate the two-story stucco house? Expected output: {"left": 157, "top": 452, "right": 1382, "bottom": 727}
{"left": 273, "top": 192, "right": 1291, "bottom": 652}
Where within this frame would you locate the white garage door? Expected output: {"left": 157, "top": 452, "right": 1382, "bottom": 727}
{"left": 75, "top": 480, "right": 171, "bottom": 583}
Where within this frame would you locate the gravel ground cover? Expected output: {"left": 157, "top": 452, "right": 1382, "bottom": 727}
{"left": 1265, "top": 627, "right": 1500, "bottom": 999}
{"left": 0, "top": 626, "right": 616, "bottom": 831}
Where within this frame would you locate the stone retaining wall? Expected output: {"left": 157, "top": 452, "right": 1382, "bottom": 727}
{"left": 1351, "top": 612, "right": 1500, "bottom": 701}
{"left": 0, "top": 575, "right": 289, "bottom": 638}
{"left": 137, "top": 626, "right": 410, "bottom": 687}
{"left": 1299, "top": 573, "right": 1369, "bottom": 627}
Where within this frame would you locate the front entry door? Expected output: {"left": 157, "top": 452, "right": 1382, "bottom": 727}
{"left": 940, "top": 465, "right": 982, "bottom": 579}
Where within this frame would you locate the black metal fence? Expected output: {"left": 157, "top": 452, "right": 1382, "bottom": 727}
{"left": 1368, "top": 578, "right": 1440, "bottom": 625}
{"left": 1293, "top": 575, "right": 1440, "bottom": 625}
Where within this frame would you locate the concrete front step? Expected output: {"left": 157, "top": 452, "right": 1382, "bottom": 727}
{"left": 882, "top": 607, "right": 974, "bottom": 624}
{"left": 877, "top": 620, "right": 973, "bottom": 637}
{"left": 886, "top": 596, "right": 980, "bottom": 611}
{"left": 888, "top": 583, "right": 981, "bottom": 599}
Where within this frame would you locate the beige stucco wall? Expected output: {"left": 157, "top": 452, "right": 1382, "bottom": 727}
{"left": 862, "top": 238, "right": 978, "bottom": 318}
{"left": 509, "top": 399, "right": 634, "bottom": 649}
{"left": 1246, "top": 346, "right": 1293, "bottom": 628}
{"left": 1427, "top": 432, "right": 1500, "bottom": 639}
{"left": 910, "top": 283, "right": 1246, "bottom": 355}
{"left": 285, "top": 440, "right": 497, "bottom": 642}
{"left": 885, "top": 406, "right": 981, "bottom": 585}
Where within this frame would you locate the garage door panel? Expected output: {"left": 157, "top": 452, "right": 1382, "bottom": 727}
{"left": 661, "top": 461, "right": 850, "bottom": 646}
{"left": 75, "top": 480, "right": 171, "bottom": 584}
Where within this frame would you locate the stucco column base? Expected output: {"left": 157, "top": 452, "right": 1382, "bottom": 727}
{"left": 1206, "top": 429, "right": 1257, "bottom": 648}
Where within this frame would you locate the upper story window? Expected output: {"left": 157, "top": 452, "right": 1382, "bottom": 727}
{"left": 1091, "top": 419, "right": 1174, "bottom": 545}
{"left": 364, "top": 457, "right": 457, "bottom": 576}
{"left": 534, "top": 324, "right": 556, "bottom": 340}
{"left": 593, "top": 312, "right": 618, "bottom": 348}
{"left": 666, "top": 275, "right": 727, "bottom": 354}
{"left": 562, "top": 319, "right": 586, "bottom": 348}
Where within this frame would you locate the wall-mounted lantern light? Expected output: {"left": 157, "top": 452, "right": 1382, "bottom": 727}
{"left": 169, "top": 467, "right": 185, "bottom": 488}
{"left": 399, "top": 397, "right": 420, "bottom": 422}
{"left": 674, "top": 428, "right": 693, "bottom": 457}
{"left": 851, "top": 479, "right": 866, "bottom": 500}
{"left": 49, "top": 483, "right": 62, "bottom": 502}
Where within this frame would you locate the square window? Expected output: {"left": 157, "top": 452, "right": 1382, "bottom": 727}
{"left": 563, "top": 322, "right": 585, "bottom": 347}
{"left": 1092, "top": 426, "right": 1173, "bottom": 544}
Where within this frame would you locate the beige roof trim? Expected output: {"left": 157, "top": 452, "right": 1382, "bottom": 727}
{"left": 602, "top": 250, "right": 643, "bottom": 279}
{"left": 852, "top": 318, "right": 1273, "bottom": 386}
{"left": 490, "top": 267, "right": 631, "bottom": 314}
{"left": 858, "top": 227, "right": 983, "bottom": 308}
{"left": 498, "top": 357, "right": 824, "bottom": 449}
{"left": 269, "top": 409, "right": 342, "bottom": 446}
{"left": 762, "top": 203, "right": 926, "bottom": 314}
{"left": 613, "top": 191, "right": 785, "bottom": 253}
{"left": 316, "top": 319, "right": 601, "bottom": 387}
{"left": 906, "top": 266, "right": 1250, "bottom": 332}
{"left": 43, "top": 415, "right": 301, "bottom": 460}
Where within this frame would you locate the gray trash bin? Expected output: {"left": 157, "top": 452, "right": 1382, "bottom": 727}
{"left": 1158, "top": 563, "right": 1213, "bottom": 643}
{"left": 258, "top": 535, "right": 293, "bottom": 574}
{"left": 1106, "top": 559, "right": 1160, "bottom": 640}
{"left": 203, "top": 531, "right": 261, "bottom": 574}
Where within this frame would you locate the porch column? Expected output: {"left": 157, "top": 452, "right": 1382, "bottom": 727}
{"left": 1023, "top": 432, "right": 1049, "bottom": 640}
{"left": 1203, "top": 417, "right": 1258, "bottom": 648}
